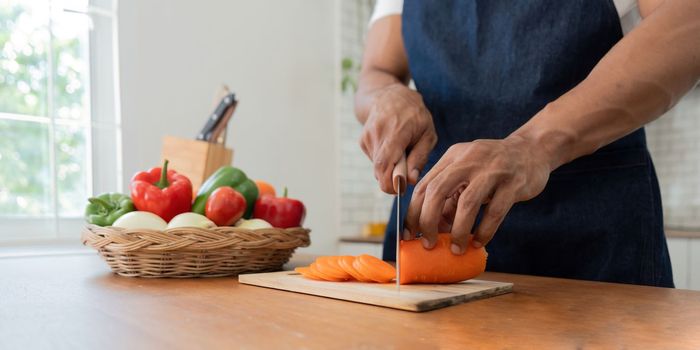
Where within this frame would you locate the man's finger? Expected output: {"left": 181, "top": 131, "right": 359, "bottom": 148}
{"left": 359, "top": 133, "right": 371, "bottom": 159}
{"left": 372, "top": 143, "right": 396, "bottom": 194}
{"left": 406, "top": 130, "right": 437, "bottom": 185}
{"left": 417, "top": 166, "right": 467, "bottom": 249}
{"left": 404, "top": 156, "right": 452, "bottom": 238}
{"left": 404, "top": 179, "right": 427, "bottom": 241}
{"left": 472, "top": 188, "right": 514, "bottom": 248}
{"left": 449, "top": 177, "right": 494, "bottom": 255}
{"left": 438, "top": 193, "right": 458, "bottom": 233}
{"left": 374, "top": 134, "right": 412, "bottom": 194}
{"left": 411, "top": 151, "right": 449, "bottom": 188}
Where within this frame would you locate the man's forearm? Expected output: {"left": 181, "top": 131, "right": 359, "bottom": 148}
{"left": 512, "top": 0, "right": 700, "bottom": 171}
{"left": 355, "top": 15, "right": 410, "bottom": 125}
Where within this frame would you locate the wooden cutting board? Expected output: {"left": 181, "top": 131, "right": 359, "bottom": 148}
{"left": 238, "top": 271, "right": 513, "bottom": 312}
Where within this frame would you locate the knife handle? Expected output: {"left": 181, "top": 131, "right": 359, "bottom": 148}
{"left": 196, "top": 93, "right": 236, "bottom": 142}
{"left": 392, "top": 154, "right": 408, "bottom": 195}
{"left": 210, "top": 100, "right": 237, "bottom": 144}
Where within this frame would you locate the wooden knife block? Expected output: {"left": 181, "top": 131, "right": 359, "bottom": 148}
{"left": 161, "top": 136, "right": 233, "bottom": 193}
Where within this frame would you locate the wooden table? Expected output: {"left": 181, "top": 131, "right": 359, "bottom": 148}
{"left": 2, "top": 253, "right": 699, "bottom": 349}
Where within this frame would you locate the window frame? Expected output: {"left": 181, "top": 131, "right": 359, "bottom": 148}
{"left": 0, "top": 0, "right": 122, "bottom": 243}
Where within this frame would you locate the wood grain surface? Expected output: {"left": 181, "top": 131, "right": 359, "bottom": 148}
{"left": 1, "top": 253, "right": 700, "bottom": 349}
{"left": 239, "top": 270, "right": 513, "bottom": 311}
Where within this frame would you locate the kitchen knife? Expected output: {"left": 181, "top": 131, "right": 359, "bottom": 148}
{"left": 196, "top": 92, "right": 237, "bottom": 142}
{"left": 208, "top": 85, "right": 236, "bottom": 144}
{"left": 209, "top": 97, "right": 238, "bottom": 144}
{"left": 392, "top": 154, "right": 408, "bottom": 289}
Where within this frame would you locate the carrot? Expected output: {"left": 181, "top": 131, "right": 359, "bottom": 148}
{"left": 315, "top": 256, "right": 352, "bottom": 280}
{"left": 399, "top": 233, "right": 487, "bottom": 284}
{"left": 294, "top": 266, "right": 322, "bottom": 281}
{"left": 337, "top": 256, "right": 374, "bottom": 282}
{"left": 327, "top": 256, "right": 360, "bottom": 281}
{"left": 353, "top": 254, "right": 395, "bottom": 283}
{"left": 309, "top": 262, "right": 345, "bottom": 282}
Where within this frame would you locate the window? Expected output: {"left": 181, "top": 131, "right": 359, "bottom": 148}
{"left": 0, "top": 0, "right": 121, "bottom": 241}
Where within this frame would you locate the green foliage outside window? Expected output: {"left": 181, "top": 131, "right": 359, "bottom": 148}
{"left": 0, "top": 1, "right": 88, "bottom": 216}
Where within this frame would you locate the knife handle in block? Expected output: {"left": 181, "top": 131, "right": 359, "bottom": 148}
{"left": 210, "top": 101, "right": 237, "bottom": 145}
{"left": 392, "top": 154, "right": 408, "bottom": 194}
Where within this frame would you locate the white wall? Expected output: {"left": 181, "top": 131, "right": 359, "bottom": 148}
{"left": 118, "top": 0, "right": 339, "bottom": 254}
{"left": 338, "top": 1, "right": 393, "bottom": 238}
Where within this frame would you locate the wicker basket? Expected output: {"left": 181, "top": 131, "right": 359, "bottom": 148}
{"left": 81, "top": 224, "right": 310, "bottom": 278}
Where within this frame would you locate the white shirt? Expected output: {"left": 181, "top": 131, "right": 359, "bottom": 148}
{"left": 370, "top": 0, "right": 642, "bottom": 35}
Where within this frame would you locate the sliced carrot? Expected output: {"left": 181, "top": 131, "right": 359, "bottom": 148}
{"left": 353, "top": 254, "right": 395, "bottom": 283}
{"left": 295, "top": 266, "right": 322, "bottom": 281}
{"left": 314, "top": 256, "right": 352, "bottom": 280}
{"left": 337, "top": 256, "right": 373, "bottom": 282}
{"left": 357, "top": 254, "right": 396, "bottom": 282}
{"left": 309, "top": 262, "right": 345, "bottom": 282}
{"left": 399, "top": 233, "right": 487, "bottom": 284}
{"left": 350, "top": 260, "right": 377, "bottom": 282}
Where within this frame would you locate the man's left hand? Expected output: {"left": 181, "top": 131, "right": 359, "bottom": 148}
{"left": 404, "top": 135, "right": 552, "bottom": 254}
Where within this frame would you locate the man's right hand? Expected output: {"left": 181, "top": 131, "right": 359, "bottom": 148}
{"left": 360, "top": 83, "right": 437, "bottom": 194}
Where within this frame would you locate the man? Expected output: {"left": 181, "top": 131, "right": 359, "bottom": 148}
{"left": 355, "top": 0, "right": 700, "bottom": 286}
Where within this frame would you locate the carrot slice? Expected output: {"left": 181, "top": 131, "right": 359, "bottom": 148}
{"left": 325, "top": 256, "right": 358, "bottom": 281}
{"left": 337, "top": 256, "right": 373, "bottom": 282}
{"left": 350, "top": 260, "right": 377, "bottom": 283}
{"left": 309, "top": 262, "right": 345, "bottom": 282}
{"left": 315, "top": 256, "right": 352, "bottom": 280}
{"left": 399, "top": 233, "right": 487, "bottom": 284}
{"left": 353, "top": 254, "right": 395, "bottom": 283}
{"left": 295, "top": 266, "right": 322, "bottom": 281}
{"left": 357, "top": 254, "right": 396, "bottom": 282}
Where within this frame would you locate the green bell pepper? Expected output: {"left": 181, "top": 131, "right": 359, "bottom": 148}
{"left": 84, "top": 192, "right": 135, "bottom": 226}
{"left": 192, "top": 166, "right": 259, "bottom": 218}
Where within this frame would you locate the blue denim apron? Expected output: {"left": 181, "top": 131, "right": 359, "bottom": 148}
{"left": 382, "top": 0, "right": 674, "bottom": 287}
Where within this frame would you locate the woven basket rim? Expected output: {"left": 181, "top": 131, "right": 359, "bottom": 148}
{"left": 82, "top": 223, "right": 310, "bottom": 235}
{"left": 81, "top": 224, "right": 311, "bottom": 253}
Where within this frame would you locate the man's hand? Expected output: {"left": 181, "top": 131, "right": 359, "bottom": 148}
{"left": 360, "top": 83, "right": 437, "bottom": 193}
{"left": 404, "top": 135, "right": 552, "bottom": 254}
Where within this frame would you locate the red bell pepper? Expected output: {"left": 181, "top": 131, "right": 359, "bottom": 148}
{"left": 253, "top": 187, "right": 306, "bottom": 228}
{"left": 130, "top": 159, "right": 193, "bottom": 222}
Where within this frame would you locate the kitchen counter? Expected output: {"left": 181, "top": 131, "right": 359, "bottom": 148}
{"left": 339, "top": 235, "right": 384, "bottom": 244}
{"left": 666, "top": 228, "right": 700, "bottom": 239}
{"left": 2, "top": 253, "right": 699, "bottom": 349}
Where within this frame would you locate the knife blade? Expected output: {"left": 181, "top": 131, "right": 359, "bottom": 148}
{"left": 392, "top": 154, "right": 408, "bottom": 289}
{"left": 196, "top": 91, "right": 237, "bottom": 142}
